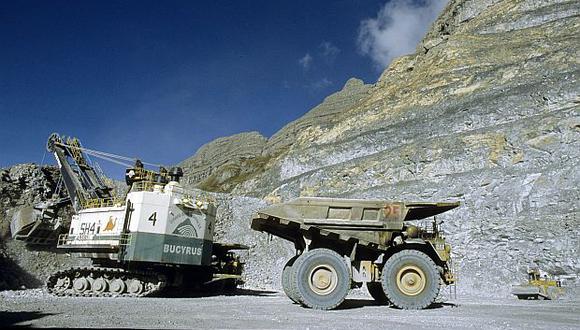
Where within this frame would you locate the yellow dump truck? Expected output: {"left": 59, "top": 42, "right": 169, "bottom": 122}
{"left": 251, "top": 197, "right": 460, "bottom": 310}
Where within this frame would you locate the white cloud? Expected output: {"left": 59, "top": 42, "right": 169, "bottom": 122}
{"left": 358, "top": 0, "right": 447, "bottom": 68}
{"left": 298, "top": 53, "right": 313, "bottom": 70}
{"left": 319, "top": 41, "right": 340, "bottom": 63}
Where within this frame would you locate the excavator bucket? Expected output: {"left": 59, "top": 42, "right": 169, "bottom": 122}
{"left": 10, "top": 206, "right": 63, "bottom": 246}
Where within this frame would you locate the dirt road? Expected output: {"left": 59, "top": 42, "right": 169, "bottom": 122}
{"left": 1, "top": 289, "right": 578, "bottom": 329}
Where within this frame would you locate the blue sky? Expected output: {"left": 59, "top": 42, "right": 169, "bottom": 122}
{"left": 0, "top": 0, "right": 445, "bottom": 177}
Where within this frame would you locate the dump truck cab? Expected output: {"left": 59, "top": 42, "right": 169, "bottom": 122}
{"left": 251, "top": 197, "right": 459, "bottom": 310}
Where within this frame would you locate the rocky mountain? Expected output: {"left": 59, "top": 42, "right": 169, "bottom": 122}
{"left": 182, "top": 0, "right": 580, "bottom": 295}
{"left": 1, "top": 0, "right": 578, "bottom": 298}
{"left": 179, "top": 132, "right": 268, "bottom": 192}
{"left": 178, "top": 78, "right": 372, "bottom": 193}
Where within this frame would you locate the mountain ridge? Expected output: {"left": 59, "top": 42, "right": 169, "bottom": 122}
{"left": 179, "top": 0, "right": 580, "bottom": 295}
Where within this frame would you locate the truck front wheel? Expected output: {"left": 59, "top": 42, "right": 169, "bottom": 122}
{"left": 292, "top": 248, "right": 350, "bottom": 310}
{"left": 381, "top": 249, "right": 440, "bottom": 310}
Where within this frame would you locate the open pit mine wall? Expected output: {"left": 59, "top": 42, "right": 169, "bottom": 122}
{"left": 181, "top": 0, "right": 580, "bottom": 296}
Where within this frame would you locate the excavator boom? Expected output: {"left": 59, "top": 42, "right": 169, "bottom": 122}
{"left": 11, "top": 133, "right": 113, "bottom": 245}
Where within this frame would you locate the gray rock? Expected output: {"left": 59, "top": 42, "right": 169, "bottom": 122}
{"left": 179, "top": 131, "right": 267, "bottom": 192}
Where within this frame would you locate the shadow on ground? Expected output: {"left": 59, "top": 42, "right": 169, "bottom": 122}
{"left": 162, "top": 287, "right": 278, "bottom": 298}
{"left": 336, "top": 298, "right": 380, "bottom": 310}
{"left": 429, "top": 302, "right": 459, "bottom": 309}
{"left": 336, "top": 299, "right": 459, "bottom": 310}
{"left": 0, "top": 311, "right": 56, "bottom": 328}
{"left": 0, "top": 244, "right": 43, "bottom": 291}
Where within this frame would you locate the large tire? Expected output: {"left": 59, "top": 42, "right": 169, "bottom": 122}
{"left": 381, "top": 250, "right": 440, "bottom": 310}
{"left": 281, "top": 255, "right": 300, "bottom": 303}
{"left": 291, "top": 248, "right": 350, "bottom": 310}
{"left": 366, "top": 282, "right": 390, "bottom": 305}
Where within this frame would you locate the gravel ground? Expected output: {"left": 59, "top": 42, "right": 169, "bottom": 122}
{"left": 0, "top": 289, "right": 578, "bottom": 329}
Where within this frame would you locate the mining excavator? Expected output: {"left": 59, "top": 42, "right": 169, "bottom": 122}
{"left": 10, "top": 133, "right": 247, "bottom": 297}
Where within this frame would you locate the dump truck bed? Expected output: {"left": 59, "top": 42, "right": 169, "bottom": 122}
{"left": 251, "top": 197, "right": 459, "bottom": 249}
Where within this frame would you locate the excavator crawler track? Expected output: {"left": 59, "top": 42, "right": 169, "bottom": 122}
{"left": 46, "top": 267, "right": 166, "bottom": 298}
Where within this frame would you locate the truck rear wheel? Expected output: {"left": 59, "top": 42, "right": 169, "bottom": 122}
{"left": 366, "top": 282, "right": 390, "bottom": 305}
{"left": 281, "top": 255, "right": 300, "bottom": 303}
{"left": 381, "top": 250, "right": 440, "bottom": 310}
{"left": 292, "top": 248, "right": 350, "bottom": 310}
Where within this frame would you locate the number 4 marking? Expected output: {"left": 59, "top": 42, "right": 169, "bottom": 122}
{"left": 148, "top": 212, "right": 157, "bottom": 226}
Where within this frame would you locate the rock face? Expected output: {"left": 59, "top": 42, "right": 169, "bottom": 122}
{"left": 179, "top": 79, "right": 372, "bottom": 192}
{"left": 183, "top": 0, "right": 580, "bottom": 296}
{"left": 0, "top": 164, "right": 87, "bottom": 291}
{"left": 211, "top": 194, "right": 290, "bottom": 289}
{"left": 179, "top": 132, "right": 268, "bottom": 192}
{"left": 264, "top": 78, "right": 372, "bottom": 155}
{"left": 1, "top": 165, "right": 58, "bottom": 240}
